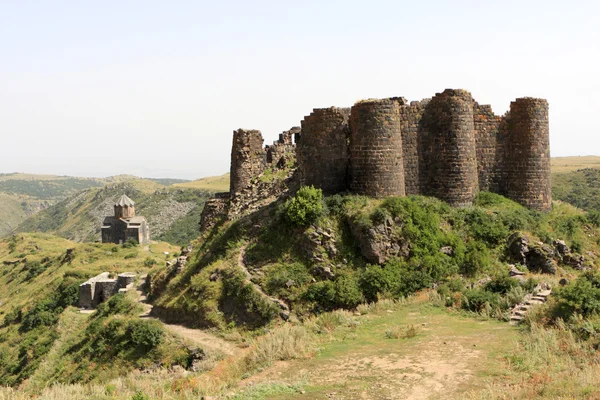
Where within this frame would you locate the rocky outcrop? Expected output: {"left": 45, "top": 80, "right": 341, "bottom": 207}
{"left": 506, "top": 232, "right": 556, "bottom": 274}
{"left": 347, "top": 215, "right": 409, "bottom": 265}
{"left": 228, "top": 169, "right": 299, "bottom": 218}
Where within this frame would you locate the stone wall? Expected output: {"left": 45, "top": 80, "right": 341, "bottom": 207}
{"left": 420, "top": 89, "right": 478, "bottom": 206}
{"left": 503, "top": 98, "right": 551, "bottom": 211}
{"left": 473, "top": 103, "right": 504, "bottom": 192}
{"left": 349, "top": 99, "right": 405, "bottom": 197}
{"left": 399, "top": 100, "right": 429, "bottom": 195}
{"left": 266, "top": 127, "right": 299, "bottom": 168}
{"left": 219, "top": 88, "right": 551, "bottom": 214}
{"left": 230, "top": 129, "right": 266, "bottom": 198}
{"left": 199, "top": 194, "right": 229, "bottom": 232}
{"left": 298, "top": 107, "right": 350, "bottom": 194}
{"left": 79, "top": 272, "right": 136, "bottom": 309}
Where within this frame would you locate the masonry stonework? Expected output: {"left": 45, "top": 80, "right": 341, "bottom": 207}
{"left": 349, "top": 99, "right": 405, "bottom": 197}
{"left": 399, "top": 100, "right": 429, "bottom": 195}
{"left": 205, "top": 88, "right": 551, "bottom": 231}
{"left": 504, "top": 98, "right": 551, "bottom": 211}
{"left": 230, "top": 129, "right": 266, "bottom": 198}
{"left": 298, "top": 107, "right": 350, "bottom": 194}
{"left": 420, "top": 89, "right": 479, "bottom": 207}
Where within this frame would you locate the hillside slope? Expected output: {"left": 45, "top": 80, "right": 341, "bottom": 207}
{"left": 15, "top": 180, "right": 212, "bottom": 245}
{"left": 0, "top": 233, "right": 202, "bottom": 389}
{"left": 173, "top": 173, "right": 230, "bottom": 192}
{"left": 0, "top": 173, "right": 191, "bottom": 239}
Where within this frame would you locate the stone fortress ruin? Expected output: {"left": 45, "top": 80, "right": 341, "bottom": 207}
{"left": 201, "top": 89, "right": 551, "bottom": 229}
{"left": 79, "top": 272, "right": 136, "bottom": 309}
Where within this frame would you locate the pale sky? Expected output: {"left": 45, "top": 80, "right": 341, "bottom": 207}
{"left": 1, "top": 0, "right": 599, "bottom": 180}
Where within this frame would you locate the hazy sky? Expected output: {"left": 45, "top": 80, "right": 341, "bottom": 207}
{"left": 1, "top": 0, "right": 599, "bottom": 180}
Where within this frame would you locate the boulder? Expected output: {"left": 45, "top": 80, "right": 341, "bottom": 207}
{"left": 506, "top": 232, "right": 556, "bottom": 274}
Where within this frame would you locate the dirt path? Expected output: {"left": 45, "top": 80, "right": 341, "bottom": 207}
{"left": 232, "top": 299, "right": 520, "bottom": 399}
{"left": 136, "top": 277, "right": 238, "bottom": 356}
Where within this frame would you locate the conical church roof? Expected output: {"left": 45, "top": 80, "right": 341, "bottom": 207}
{"left": 115, "top": 194, "right": 135, "bottom": 207}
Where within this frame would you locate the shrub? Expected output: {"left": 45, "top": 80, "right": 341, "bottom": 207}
{"left": 303, "top": 274, "right": 363, "bottom": 311}
{"left": 460, "top": 241, "right": 490, "bottom": 277}
{"left": 462, "top": 208, "right": 509, "bottom": 247}
{"left": 221, "top": 271, "right": 279, "bottom": 327}
{"left": 333, "top": 273, "right": 363, "bottom": 309}
{"left": 94, "top": 294, "right": 141, "bottom": 319}
{"left": 283, "top": 186, "right": 324, "bottom": 226}
{"left": 2, "top": 307, "right": 22, "bottom": 326}
{"left": 128, "top": 320, "right": 163, "bottom": 349}
{"left": 485, "top": 275, "right": 520, "bottom": 294}
{"left": 143, "top": 257, "right": 157, "bottom": 267}
{"left": 122, "top": 238, "right": 138, "bottom": 248}
{"left": 264, "top": 262, "right": 312, "bottom": 296}
{"left": 462, "top": 289, "right": 501, "bottom": 312}
{"left": 370, "top": 207, "right": 391, "bottom": 225}
{"left": 553, "top": 270, "right": 600, "bottom": 319}
{"left": 360, "top": 264, "right": 401, "bottom": 303}
{"left": 324, "top": 194, "right": 348, "bottom": 216}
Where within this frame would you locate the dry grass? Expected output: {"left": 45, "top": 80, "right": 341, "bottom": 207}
{"left": 385, "top": 324, "right": 419, "bottom": 339}
{"left": 467, "top": 321, "right": 600, "bottom": 399}
{"left": 551, "top": 155, "right": 600, "bottom": 174}
{"left": 174, "top": 173, "right": 230, "bottom": 192}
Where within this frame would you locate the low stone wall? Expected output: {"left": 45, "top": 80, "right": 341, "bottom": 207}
{"left": 79, "top": 272, "right": 136, "bottom": 309}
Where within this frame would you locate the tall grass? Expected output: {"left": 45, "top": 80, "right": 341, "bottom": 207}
{"left": 468, "top": 321, "right": 600, "bottom": 399}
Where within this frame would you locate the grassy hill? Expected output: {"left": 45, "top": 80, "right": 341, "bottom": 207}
{"left": 174, "top": 173, "right": 230, "bottom": 192}
{"left": 551, "top": 155, "right": 600, "bottom": 173}
{"left": 0, "top": 233, "right": 202, "bottom": 389}
{"left": 2, "top": 189, "right": 600, "bottom": 398}
{"left": 14, "top": 179, "right": 212, "bottom": 246}
{"left": 0, "top": 173, "right": 192, "bottom": 239}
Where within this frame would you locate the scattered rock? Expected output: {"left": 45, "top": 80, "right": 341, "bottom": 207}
{"left": 313, "top": 265, "right": 335, "bottom": 280}
{"left": 506, "top": 232, "right": 556, "bottom": 274}
{"left": 509, "top": 264, "right": 526, "bottom": 276}
{"left": 440, "top": 246, "right": 454, "bottom": 256}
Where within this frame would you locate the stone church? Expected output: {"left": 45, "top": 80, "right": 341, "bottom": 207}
{"left": 101, "top": 194, "right": 150, "bottom": 244}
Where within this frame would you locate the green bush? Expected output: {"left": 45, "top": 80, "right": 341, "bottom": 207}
{"left": 221, "top": 271, "right": 279, "bottom": 327}
{"left": 304, "top": 274, "right": 363, "bottom": 310}
{"left": 128, "top": 320, "right": 163, "bottom": 349}
{"left": 460, "top": 242, "right": 490, "bottom": 277}
{"left": 360, "top": 264, "right": 401, "bottom": 302}
{"left": 485, "top": 275, "right": 520, "bottom": 294}
{"left": 553, "top": 270, "right": 600, "bottom": 319}
{"left": 283, "top": 186, "right": 324, "bottom": 226}
{"left": 94, "top": 294, "right": 141, "bottom": 319}
{"left": 122, "top": 238, "right": 139, "bottom": 248}
{"left": 461, "top": 208, "right": 509, "bottom": 247}
{"left": 2, "top": 307, "right": 22, "bottom": 326}
{"left": 143, "top": 257, "right": 157, "bottom": 267}
{"left": 462, "top": 289, "right": 500, "bottom": 312}
{"left": 324, "top": 194, "right": 348, "bottom": 216}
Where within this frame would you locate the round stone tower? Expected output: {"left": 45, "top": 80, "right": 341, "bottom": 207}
{"left": 421, "top": 89, "right": 478, "bottom": 207}
{"left": 504, "top": 97, "right": 551, "bottom": 211}
{"left": 297, "top": 107, "right": 350, "bottom": 194}
{"left": 349, "top": 99, "right": 405, "bottom": 197}
{"left": 230, "top": 129, "right": 266, "bottom": 198}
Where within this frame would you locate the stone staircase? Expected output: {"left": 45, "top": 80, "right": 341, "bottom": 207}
{"left": 509, "top": 286, "right": 552, "bottom": 325}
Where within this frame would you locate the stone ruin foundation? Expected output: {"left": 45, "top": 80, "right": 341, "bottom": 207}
{"left": 79, "top": 272, "right": 136, "bottom": 309}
